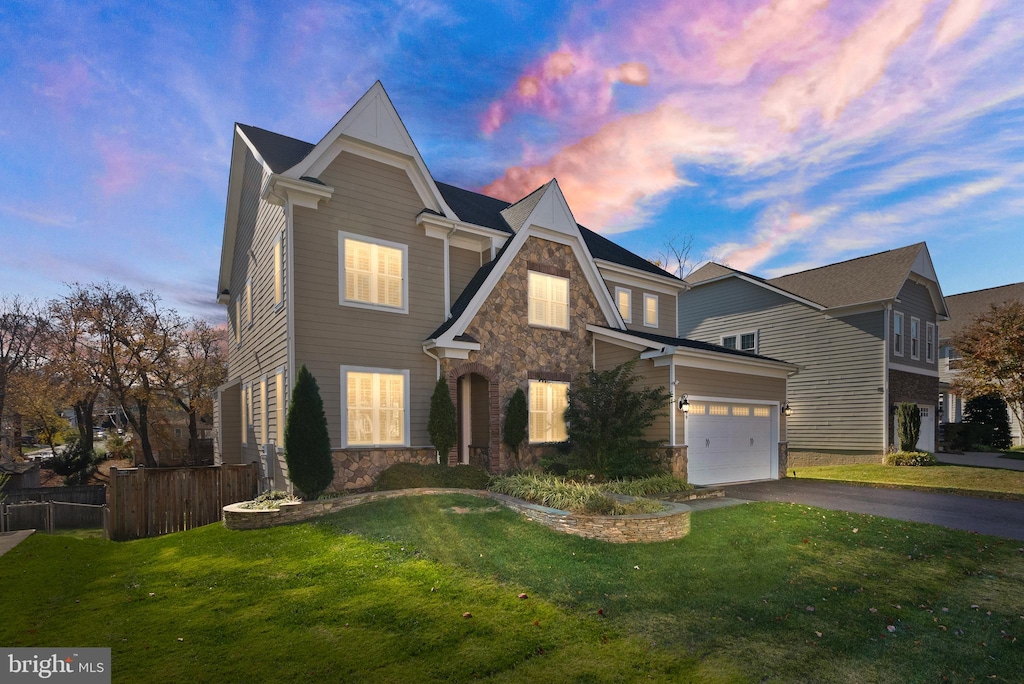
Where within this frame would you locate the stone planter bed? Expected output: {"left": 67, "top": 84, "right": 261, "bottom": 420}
{"left": 223, "top": 488, "right": 693, "bottom": 543}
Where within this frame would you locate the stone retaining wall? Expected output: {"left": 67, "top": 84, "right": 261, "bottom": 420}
{"left": 223, "top": 488, "right": 691, "bottom": 544}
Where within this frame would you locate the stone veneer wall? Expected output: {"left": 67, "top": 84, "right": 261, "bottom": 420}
{"left": 223, "top": 488, "right": 692, "bottom": 543}
{"left": 330, "top": 447, "right": 437, "bottom": 491}
{"left": 444, "top": 237, "right": 609, "bottom": 473}
{"left": 787, "top": 449, "right": 882, "bottom": 467}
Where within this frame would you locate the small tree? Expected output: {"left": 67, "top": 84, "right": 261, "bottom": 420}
{"left": 283, "top": 365, "right": 334, "bottom": 499}
{"left": 503, "top": 387, "right": 528, "bottom": 469}
{"left": 0, "top": 472, "right": 9, "bottom": 504}
{"left": 565, "top": 359, "right": 671, "bottom": 479}
{"left": 896, "top": 402, "right": 921, "bottom": 452}
{"left": 964, "top": 394, "right": 1012, "bottom": 450}
{"left": 427, "top": 377, "right": 457, "bottom": 465}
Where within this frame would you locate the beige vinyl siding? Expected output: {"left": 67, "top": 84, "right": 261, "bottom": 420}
{"left": 293, "top": 151, "right": 442, "bottom": 449}
{"left": 450, "top": 246, "right": 483, "bottom": 304}
{"left": 225, "top": 149, "right": 290, "bottom": 481}
{"left": 215, "top": 381, "right": 242, "bottom": 465}
{"left": 679, "top": 278, "right": 884, "bottom": 452}
{"left": 594, "top": 341, "right": 673, "bottom": 444}
{"left": 890, "top": 280, "right": 939, "bottom": 373}
{"left": 602, "top": 277, "right": 676, "bottom": 337}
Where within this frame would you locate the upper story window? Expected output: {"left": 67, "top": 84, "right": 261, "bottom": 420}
{"left": 528, "top": 271, "right": 569, "bottom": 330}
{"left": 722, "top": 331, "right": 757, "bottom": 354}
{"left": 233, "top": 298, "right": 241, "bottom": 345}
{"left": 343, "top": 367, "right": 409, "bottom": 447}
{"left": 529, "top": 380, "right": 569, "bottom": 443}
{"left": 926, "top": 322, "right": 935, "bottom": 363}
{"left": 643, "top": 293, "right": 658, "bottom": 328}
{"left": 339, "top": 232, "right": 408, "bottom": 313}
{"left": 273, "top": 234, "right": 284, "bottom": 307}
{"left": 893, "top": 311, "right": 904, "bottom": 356}
{"left": 615, "top": 287, "right": 631, "bottom": 323}
{"left": 244, "top": 279, "right": 253, "bottom": 328}
{"left": 910, "top": 317, "right": 920, "bottom": 360}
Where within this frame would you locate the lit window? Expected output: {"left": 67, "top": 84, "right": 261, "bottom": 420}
{"left": 643, "top": 294, "right": 658, "bottom": 327}
{"left": 615, "top": 287, "right": 631, "bottom": 322}
{"left": 893, "top": 312, "right": 904, "bottom": 356}
{"left": 709, "top": 405, "right": 729, "bottom": 416}
{"left": 910, "top": 317, "right": 920, "bottom": 359}
{"left": 260, "top": 379, "right": 268, "bottom": 444}
{"left": 753, "top": 406, "right": 771, "bottom": 417}
{"left": 529, "top": 380, "right": 569, "bottom": 443}
{"left": 234, "top": 298, "right": 241, "bottom": 344}
{"left": 273, "top": 235, "right": 283, "bottom": 306}
{"left": 340, "top": 233, "right": 407, "bottom": 311}
{"left": 344, "top": 369, "right": 408, "bottom": 446}
{"left": 245, "top": 279, "right": 252, "bottom": 327}
{"left": 528, "top": 272, "right": 569, "bottom": 330}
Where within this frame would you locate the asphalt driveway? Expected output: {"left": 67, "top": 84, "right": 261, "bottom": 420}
{"left": 725, "top": 478, "right": 1024, "bottom": 541}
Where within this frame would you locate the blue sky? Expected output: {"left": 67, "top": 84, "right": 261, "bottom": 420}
{"left": 1, "top": 0, "right": 1021, "bottom": 320}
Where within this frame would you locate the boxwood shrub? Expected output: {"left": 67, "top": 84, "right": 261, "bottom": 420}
{"left": 884, "top": 450, "right": 937, "bottom": 466}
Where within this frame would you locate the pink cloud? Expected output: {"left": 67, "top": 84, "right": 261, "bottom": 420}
{"left": 93, "top": 136, "right": 180, "bottom": 197}
{"left": 483, "top": 104, "right": 737, "bottom": 231}
{"left": 715, "top": 207, "right": 821, "bottom": 271}
{"left": 933, "top": 0, "right": 988, "bottom": 49}
{"left": 761, "top": 0, "right": 931, "bottom": 130}
{"left": 35, "top": 56, "right": 94, "bottom": 115}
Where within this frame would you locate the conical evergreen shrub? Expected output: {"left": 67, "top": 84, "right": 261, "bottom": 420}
{"left": 284, "top": 365, "right": 334, "bottom": 499}
{"left": 428, "top": 377, "right": 457, "bottom": 464}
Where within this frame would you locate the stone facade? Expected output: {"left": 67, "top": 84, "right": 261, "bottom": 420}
{"left": 778, "top": 441, "right": 788, "bottom": 478}
{"left": 787, "top": 449, "right": 883, "bottom": 467}
{"left": 223, "top": 487, "right": 692, "bottom": 543}
{"left": 329, "top": 447, "right": 437, "bottom": 491}
{"left": 443, "top": 236, "right": 609, "bottom": 473}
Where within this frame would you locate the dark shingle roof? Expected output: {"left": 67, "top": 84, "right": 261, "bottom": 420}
{"left": 500, "top": 183, "right": 549, "bottom": 232}
{"left": 435, "top": 182, "right": 514, "bottom": 234}
{"left": 766, "top": 243, "right": 924, "bottom": 309}
{"left": 939, "top": 282, "right": 1024, "bottom": 341}
{"left": 236, "top": 124, "right": 314, "bottom": 174}
{"left": 427, "top": 252, "right": 506, "bottom": 340}
{"left": 686, "top": 262, "right": 742, "bottom": 284}
{"left": 597, "top": 327, "right": 789, "bottom": 364}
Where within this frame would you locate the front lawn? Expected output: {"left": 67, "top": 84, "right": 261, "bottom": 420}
{"left": 795, "top": 463, "right": 1024, "bottom": 500}
{"left": 2, "top": 497, "right": 1023, "bottom": 682}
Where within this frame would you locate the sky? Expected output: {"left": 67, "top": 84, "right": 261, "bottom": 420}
{"left": 1, "top": 0, "right": 1022, "bottom": 322}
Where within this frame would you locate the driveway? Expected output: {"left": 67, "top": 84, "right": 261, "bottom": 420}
{"left": 725, "top": 478, "right": 1024, "bottom": 541}
{"left": 936, "top": 451, "right": 1024, "bottom": 471}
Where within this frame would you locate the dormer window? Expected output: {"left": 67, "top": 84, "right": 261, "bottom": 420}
{"left": 528, "top": 271, "right": 569, "bottom": 330}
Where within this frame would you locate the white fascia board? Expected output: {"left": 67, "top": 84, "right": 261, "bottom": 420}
{"left": 590, "top": 326, "right": 652, "bottom": 353}
{"left": 264, "top": 175, "right": 335, "bottom": 208}
{"left": 423, "top": 339, "right": 481, "bottom": 359}
{"left": 595, "top": 259, "right": 686, "bottom": 295}
{"left": 691, "top": 272, "right": 825, "bottom": 310}
{"left": 888, "top": 361, "right": 940, "bottom": 378}
{"left": 282, "top": 82, "right": 457, "bottom": 220}
{"left": 419, "top": 213, "right": 511, "bottom": 252}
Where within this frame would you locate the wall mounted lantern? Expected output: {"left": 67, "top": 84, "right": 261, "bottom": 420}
{"left": 678, "top": 394, "right": 689, "bottom": 414}
{"left": 782, "top": 402, "right": 792, "bottom": 417}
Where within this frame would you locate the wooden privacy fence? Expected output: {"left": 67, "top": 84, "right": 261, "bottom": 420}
{"left": 106, "top": 463, "right": 259, "bottom": 541}
{"left": 3, "top": 485, "right": 106, "bottom": 505}
{"left": 1, "top": 501, "right": 105, "bottom": 532}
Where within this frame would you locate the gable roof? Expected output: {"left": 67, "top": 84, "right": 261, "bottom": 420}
{"left": 939, "top": 282, "right": 1024, "bottom": 340}
{"left": 602, "top": 327, "right": 789, "bottom": 364}
{"left": 236, "top": 124, "right": 313, "bottom": 174}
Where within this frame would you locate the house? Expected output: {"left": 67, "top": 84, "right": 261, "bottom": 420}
{"left": 939, "top": 282, "right": 1024, "bottom": 446}
{"left": 679, "top": 243, "right": 949, "bottom": 466}
{"left": 213, "top": 82, "right": 795, "bottom": 491}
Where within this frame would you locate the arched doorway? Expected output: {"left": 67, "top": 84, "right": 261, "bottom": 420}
{"left": 447, "top": 362, "right": 500, "bottom": 471}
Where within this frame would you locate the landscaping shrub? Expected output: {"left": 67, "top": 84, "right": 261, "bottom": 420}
{"left": 896, "top": 402, "right": 921, "bottom": 452}
{"left": 502, "top": 387, "right": 528, "bottom": 469}
{"left": 884, "top": 450, "right": 937, "bottom": 466}
{"left": 964, "top": 394, "right": 1012, "bottom": 450}
{"left": 601, "top": 474, "right": 694, "bottom": 495}
{"left": 239, "top": 491, "right": 301, "bottom": 510}
{"left": 283, "top": 365, "right": 334, "bottom": 500}
{"left": 427, "top": 377, "right": 457, "bottom": 464}
{"left": 373, "top": 463, "right": 490, "bottom": 491}
{"left": 488, "top": 473, "right": 669, "bottom": 514}
{"left": 564, "top": 359, "right": 670, "bottom": 479}
{"left": 44, "top": 437, "right": 103, "bottom": 485}
{"left": 105, "top": 433, "right": 132, "bottom": 460}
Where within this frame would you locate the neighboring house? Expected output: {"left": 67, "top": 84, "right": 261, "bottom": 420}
{"left": 213, "top": 82, "right": 795, "bottom": 490}
{"left": 938, "top": 282, "right": 1024, "bottom": 446}
{"left": 679, "top": 243, "right": 949, "bottom": 465}
{"left": 0, "top": 460, "right": 41, "bottom": 489}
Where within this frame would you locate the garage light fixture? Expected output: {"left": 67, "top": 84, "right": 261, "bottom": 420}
{"left": 782, "top": 402, "right": 792, "bottom": 417}
{"left": 678, "top": 394, "right": 689, "bottom": 414}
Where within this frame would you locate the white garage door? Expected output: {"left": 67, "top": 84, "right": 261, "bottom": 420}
{"left": 687, "top": 402, "right": 774, "bottom": 485}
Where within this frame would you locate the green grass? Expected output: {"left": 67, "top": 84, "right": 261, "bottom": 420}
{"left": 795, "top": 463, "right": 1024, "bottom": 499}
{"left": 3, "top": 496, "right": 1024, "bottom": 682}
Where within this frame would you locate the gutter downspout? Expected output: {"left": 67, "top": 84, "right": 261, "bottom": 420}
{"left": 423, "top": 345, "right": 441, "bottom": 381}
{"left": 669, "top": 361, "right": 677, "bottom": 448}
{"left": 443, "top": 225, "right": 456, "bottom": 318}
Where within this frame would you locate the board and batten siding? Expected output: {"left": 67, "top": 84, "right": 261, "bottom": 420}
{"left": 678, "top": 278, "right": 885, "bottom": 453}
{"left": 226, "top": 149, "right": 290, "bottom": 485}
{"left": 600, "top": 277, "right": 677, "bottom": 338}
{"left": 292, "top": 151, "right": 441, "bottom": 449}
{"left": 890, "top": 280, "right": 940, "bottom": 373}
{"left": 593, "top": 340, "right": 674, "bottom": 444}
{"left": 450, "top": 246, "right": 484, "bottom": 305}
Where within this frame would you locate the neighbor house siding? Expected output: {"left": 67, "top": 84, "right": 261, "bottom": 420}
{"left": 225, "top": 149, "right": 290, "bottom": 485}
{"left": 292, "top": 151, "right": 441, "bottom": 450}
{"left": 601, "top": 277, "right": 677, "bottom": 338}
{"left": 450, "top": 246, "right": 483, "bottom": 304}
{"left": 678, "top": 278, "right": 885, "bottom": 453}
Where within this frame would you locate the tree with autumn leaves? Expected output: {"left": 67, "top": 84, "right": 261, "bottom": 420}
{"left": 951, "top": 300, "right": 1024, "bottom": 445}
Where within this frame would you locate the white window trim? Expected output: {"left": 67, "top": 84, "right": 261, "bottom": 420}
{"left": 234, "top": 298, "right": 241, "bottom": 346}
{"left": 720, "top": 330, "right": 758, "bottom": 354}
{"left": 528, "top": 379, "right": 570, "bottom": 444}
{"left": 925, "top": 322, "right": 935, "bottom": 363}
{"left": 340, "top": 365, "right": 411, "bottom": 448}
{"left": 242, "top": 383, "right": 251, "bottom": 446}
{"left": 615, "top": 286, "right": 632, "bottom": 323}
{"left": 893, "top": 311, "right": 904, "bottom": 357}
{"left": 643, "top": 293, "right": 659, "bottom": 328}
{"left": 910, "top": 316, "right": 921, "bottom": 360}
{"left": 260, "top": 375, "right": 268, "bottom": 445}
{"left": 275, "top": 367, "right": 287, "bottom": 446}
{"left": 527, "top": 271, "right": 570, "bottom": 331}
{"left": 273, "top": 232, "right": 285, "bottom": 311}
{"left": 245, "top": 278, "right": 253, "bottom": 329}
{"left": 338, "top": 231, "right": 409, "bottom": 314}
